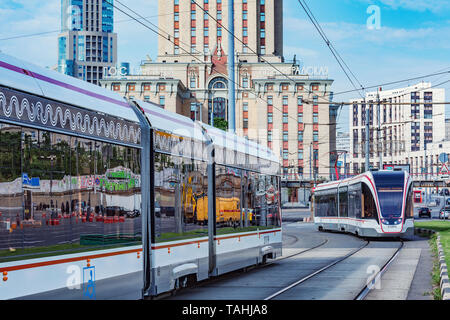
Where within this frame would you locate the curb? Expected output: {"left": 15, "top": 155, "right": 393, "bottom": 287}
{"left": 437, "top": 234, "right": 450, "bottom": 300}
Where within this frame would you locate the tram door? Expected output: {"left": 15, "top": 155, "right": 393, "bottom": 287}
{"left": 338, "top": 186, "right": 348, "bottom": 231}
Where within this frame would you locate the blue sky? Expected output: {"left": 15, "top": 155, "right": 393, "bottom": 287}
{"left": 0, "top": 0, "right": 449, "bottom": 131}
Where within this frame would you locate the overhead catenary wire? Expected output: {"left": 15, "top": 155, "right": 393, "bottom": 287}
{"left": 297, "top": 0, "right": 366, "bottom": 100}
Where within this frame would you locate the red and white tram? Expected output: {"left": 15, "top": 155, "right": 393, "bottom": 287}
{"left": 313, "top": 171, "right": 414, "bottom": 238}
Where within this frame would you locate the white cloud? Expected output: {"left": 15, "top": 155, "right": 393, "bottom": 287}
{"left": 0, "top": 1, "right": 59, "bottom": 67}
{"left": 284, "top": 16, "right": 450, "bottom": 50}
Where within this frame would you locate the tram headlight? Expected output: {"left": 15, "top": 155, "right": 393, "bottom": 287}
{"left": 381, "top": 218, "right": 388, "bottom": 224}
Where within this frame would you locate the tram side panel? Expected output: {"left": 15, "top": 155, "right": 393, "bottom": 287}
{"left": 213, "top": 165, "right": 282, "bottom": 276}
{"left": 0, "top": 90, "right": 144, "bottom": 299}
{"left": 314, "top": 181, "right": 380, "bottom": 236}
{"left": 150, "top": 151, "right": 210, "bottom": 295}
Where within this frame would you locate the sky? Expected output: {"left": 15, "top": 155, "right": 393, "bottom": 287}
{"left": 0, "top": 0, "right": 449, "bottom": 132}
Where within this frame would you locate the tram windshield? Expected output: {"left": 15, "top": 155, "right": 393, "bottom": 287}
{"left": 373, "top": 172, "right": 405, "bottom": 219}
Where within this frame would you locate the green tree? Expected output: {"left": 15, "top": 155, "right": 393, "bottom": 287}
{"left": 213, "top": 118, "right": 228, "bottom": 131}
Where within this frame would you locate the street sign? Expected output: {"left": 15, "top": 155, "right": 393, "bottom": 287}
{"left": 439, "top": 153, "right": 449, "bottom": 164}
{"left": 439, "top": 163, "right": 450, "bottom": 178}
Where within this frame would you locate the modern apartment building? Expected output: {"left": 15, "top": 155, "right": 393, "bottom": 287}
{"left": 349, "top": 82, "right": 446, "bottom": 176}
{"left": 100, "top": 0, "right": 338, "bottom": 181}
{"left": 58, "top": 0, "right": 117, "bottom": 85}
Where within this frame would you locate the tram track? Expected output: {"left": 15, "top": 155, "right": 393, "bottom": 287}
{"left": 354, "top": 239, "right": 404, "bottom": 300}
{"left": 162, "top": 231, "right": 330, "bottom": 299}
{"left": 264, "top": 240, "right": 371, "bottom": 300}
{"left": 264, "top": 238, "right": 405, "bottom": 300}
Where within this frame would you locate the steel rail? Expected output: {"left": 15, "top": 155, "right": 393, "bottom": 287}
{"left": 354, "top": 240, "right": 404, "bottom": 300}
{"left": 264, "top": 240, "right": 371, "bottom": 300}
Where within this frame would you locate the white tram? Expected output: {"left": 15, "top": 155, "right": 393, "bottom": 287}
{"left": 313, "top": 171, "right": 414, "bottom": 238}
{"left": 0, "top": 53, "right": 281, "bottom": 300}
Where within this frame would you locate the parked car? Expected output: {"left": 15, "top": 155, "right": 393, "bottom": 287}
{"left": 105, "top": 206, "right": 126, "bottom": 217}
{"left": 155, "top": 201, "right": 161, "bottom": 217}
{"left": 418, "top": 207, "right": 431, "bottom": 218}
{"left": 439, "top": 206, "right": 450, "bottom": 220}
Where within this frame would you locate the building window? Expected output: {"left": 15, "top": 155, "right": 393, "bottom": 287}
{"left": 313, "top": 132, "right": 318, "bottom": 142}
{"left": 159, "top": 95, "right": 165, "bottom": 106}
{"left": 267, "top": 95, "right": 273, "bottom": 105}
{"left": 267, "top": 112, "right": 273, "bottom": 124}
{"left": 298, "top": 113, "right": 303, "bottom": 123}
{"left": 297, "top": 96, "right": 303, "bottom": 105}
{"left": 313, "top": 113, "right": 318, "bottom": 123}
{"left": 313, "top": 96, "right": 318, "bottom": 105}
{"left": 283, "top": 150, "right": 288, "bottom": 160}
{"left": 243, "top": 102, "right": 249, "bottom": 111}
{"left": 283, "top": 132, "right": 288, "bottom": 141}
{"left": 268, "top": 130, "right": 273, "bottom": 142}
{"left": 298, "top": 150, "right": 303, "bottom": 160}
{"left": 283, "top": 113, "right": 288, "bottom": 123}
{"left": 190, "top": 77, "right": 196, "bottom": 88}
{"left": 298, "top": 131, "right": 303, "bottom": 142}
{"left": 282, "top": 96, "right": 288, "bottom": 106}
{"left": 243, "top": 77, "right": 249, "bottom": 88}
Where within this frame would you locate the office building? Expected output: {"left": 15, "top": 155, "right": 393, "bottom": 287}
{"left": 58, "top": 0, "right": 117, "bottom": 85}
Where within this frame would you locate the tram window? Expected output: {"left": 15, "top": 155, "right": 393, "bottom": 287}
{"left": 348, "top": 186, "right": 361, "bottom": 219}
{"left": 154, "top": 154, "right": 208, "bottom": 243}
{"left": 339, "top": 189, "right": 348, "bottom": 217}
{"left": 266, "top": 175, "right": 280, "bottom": 227}
{"left": 215, "top": 164, "right": 242, "bottom": 232}
{"left": 0, "top": 124, "right": 22, "bottom": 252}
{"left": 328, "top": 194, "right": 337, "bottom": 217}
{"left": 1, "top": 125, "right": 142, "bottom": 262}
{"left": 362, "top": 183, "right": 378, "bottom": 221}
{"left": 405, "top": 186, "right": 413, "bottom": 218}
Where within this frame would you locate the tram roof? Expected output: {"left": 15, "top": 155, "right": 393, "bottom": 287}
{"left": 0, "top": 53, "right": 139, "bottom": 123}
{"left": 134, "top": 100, "right": 207, "bottom": 142}
{"left": 200, "top": 123, "right": 279, "bottom": 162}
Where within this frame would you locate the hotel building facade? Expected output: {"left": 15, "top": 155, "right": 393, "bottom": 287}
{"left": 100, "top": 0, "right": 338, "bottom": 182}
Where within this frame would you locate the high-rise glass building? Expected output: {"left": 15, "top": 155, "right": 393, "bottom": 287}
{"left": 58, "top": 0, "right": 117, "bottom": 85}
